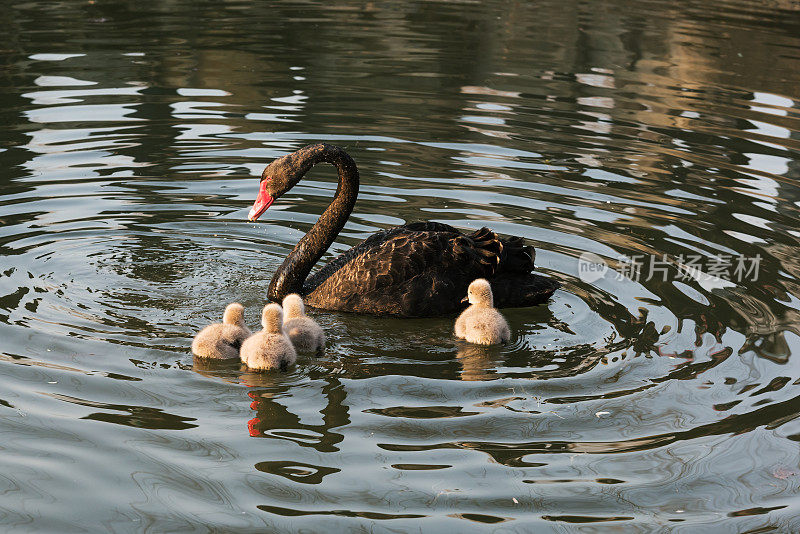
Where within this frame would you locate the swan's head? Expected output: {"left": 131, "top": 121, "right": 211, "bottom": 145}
{"left": 249, "top": 144, "right": 336, "bottom": 221}
{"left": 262, "top": 303, "right": 284, "bottom": 334}
{"left": 282, "top": 293, "right": 305, "bottom": 319}
{"left": 222, "top": 302, "right": 246, "bottom": 326}
{"left": 465, "top": 278, "right": 493, "bottom": 307}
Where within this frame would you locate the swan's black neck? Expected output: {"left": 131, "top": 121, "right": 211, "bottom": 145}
{"left": 268, "top": 144, "right": 359, "bottom": 302}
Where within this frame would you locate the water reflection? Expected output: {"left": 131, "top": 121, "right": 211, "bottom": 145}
{"left": 246, "top": 378, "right": 348, "bottom": 453}
{"left": 455, "top": 344, "right": 500, "bottom": 381}
{"left": 45, "top": 392, "right": 198, "bottom": 430}
{"left": 1, "top": 0, "right": 800, "bottom": 530}
{"left": 254, "top": 460, "right": 340, "bottom": 485}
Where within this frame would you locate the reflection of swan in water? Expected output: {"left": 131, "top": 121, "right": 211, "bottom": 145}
{"left": 282, "top": 293, "right": 326, "bottom": 354}
{"left": 247, "top": 143, "right": 559, "bottom": 316}
{"left": 241, "top": 304, "right": 297, "bottom": 371}
{"left": 246, "top": 377, "right": 349, "bottom": 454}
{"left": 191, "top": 302, "right": 252, "bottom": 359}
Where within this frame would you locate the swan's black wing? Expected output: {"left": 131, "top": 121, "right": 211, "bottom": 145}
{"left": 304, "top": 221, "right": 460, "bottom": 295}
{"left": 303, "top": 223, "right": 558, "bottom": 317}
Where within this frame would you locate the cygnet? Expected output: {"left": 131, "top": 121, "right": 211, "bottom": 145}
{"left": 192, "top": 302, "right": 252, "bottom": 359}
{"left": 454, "top": 279, "right": 510, "bottom": 345}
{"left": 240, "top": 303, "right": 297, "bottom": 371}
{"left": 282, "top": 294, "right": 325, "bottom": 353}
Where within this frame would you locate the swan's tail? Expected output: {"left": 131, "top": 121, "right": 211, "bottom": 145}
{"left": 454, "top": 227, "right": 536, "bottom": 278}
{"left": 490, "top": 273, "right": 560, "bottom": 309}
{"left": 497, "top": 235, "right": 536, "bottom": 274}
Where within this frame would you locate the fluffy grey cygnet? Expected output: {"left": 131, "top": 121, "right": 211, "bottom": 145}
{"left": 455, "top": 279, "right": 511, "bottom": 345}
{"left": 282, "top": 294, "right": 325, "bottom": 353}
{"left": 192, "top": 303, "right": 252, "bottom": 359}
{"left": 240, "top": 303, "right": 297, "bottom": 371}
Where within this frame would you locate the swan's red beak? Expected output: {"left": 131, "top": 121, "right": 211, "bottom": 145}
{"left": 248, "top": 179, "right": 274, "bottom": 221}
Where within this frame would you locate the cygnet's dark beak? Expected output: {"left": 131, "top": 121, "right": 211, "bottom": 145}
{"left": 461, "top": 296, "right": 468, "bottom": 304}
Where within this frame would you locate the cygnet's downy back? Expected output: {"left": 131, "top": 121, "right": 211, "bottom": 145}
{"left": 282, "top": 294, "right": 326, "bottom": 353}
{"left": 192, "top": 302, "right": 252, "bottom": 359}
{"left": 240, "top": 303, "right": 297, "bottom": 371}
{"left": 455, "top": 279, "right": 511, "bottom": 345}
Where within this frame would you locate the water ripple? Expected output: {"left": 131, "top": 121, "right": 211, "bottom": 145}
{"left": 1, "top": 0, "right": 800, "bottom": 531}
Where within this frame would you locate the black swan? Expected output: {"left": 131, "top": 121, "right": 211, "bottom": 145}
{"left": 248, "top": 143, "right": 559, "bottom": 317}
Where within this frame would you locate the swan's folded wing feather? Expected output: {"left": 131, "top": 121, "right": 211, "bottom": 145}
{"left": 315, "top": 231, "right": 452, "bottom": 292}
{"left": 303, "top": 223, "right": 548, "bottom": 316}
{"left": 305, "top": 224, "right": 460, "bottom": 292}
{"left": 305, "top": 230, "right": 473, "bottom": 315}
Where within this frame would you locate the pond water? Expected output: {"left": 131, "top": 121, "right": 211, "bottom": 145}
{"left": 1, "top": 0, "right": 800, "bottom": 531}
